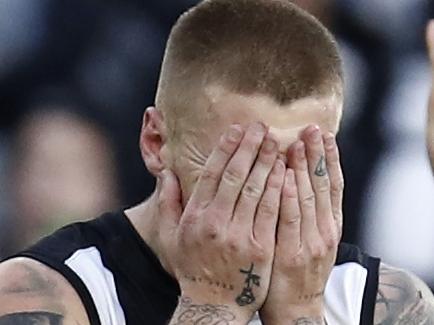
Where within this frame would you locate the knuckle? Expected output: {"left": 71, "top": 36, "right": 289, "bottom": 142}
{"left": 202, "top": 222, "right": 220, "bottom": 240}
{"left": 316, "top": 178, "right": 330, "bottom": 194}
{"left": 201, "top": 168, "right": 220, "bottom": 182}
{"left": 249, "top": 240, "right": 268, "bottom": 262}
{"left": 251, "top": 247, "right": 267, "bottom": 263}
{"left": 283, "top": 252, "right": 304, "bottom": 268}
{"left": 219, "top": 136, "right": 238, "bottom": 155}
{"left": 258, "top": 201, "right": 276, "bottom": 218}
{"left": 301, "top": 193, "right": 316, "bottom": 208}
{"left": 331, "top": 178, "right": 344, "bottom": 194}
{"left": 242, "top": 182, "right": 263, "bottom": 200}
{"left": 226, "top": 236, "right": 241, "bottom": 253}
{"left": 309, "top": 243, "right": 327, "bottom": 259}
{"left": 282, "top": 215, "right": 301, "bottom": 226}
{"left": 222, "top": 167, "right": 244, "bottom": 187}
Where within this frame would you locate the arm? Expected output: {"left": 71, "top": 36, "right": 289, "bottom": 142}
{"left": 0, "top": 257, "right": 89, "bottom": 325}
{"left": 374, "top": 263, "right": 434, "bottom": 324}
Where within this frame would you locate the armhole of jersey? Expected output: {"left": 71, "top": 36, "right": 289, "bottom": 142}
{"left": 360, "top": 256, "right": 380, "bottom": 325}
{"left": 16, "top": 252, "right": 101, "bottom": 325}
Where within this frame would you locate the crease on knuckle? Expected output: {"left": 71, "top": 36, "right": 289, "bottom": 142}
{"left": 283, "top": 215, "right": 301, "bottom": 226}
{"left": 201, "top": 168, "right": 220, "bottom": 182}
{"left": 222, "top": 167, "right": 244, "bottom": 187}
{"left": 243, "top": 182, "right": 263, "bottom": 200}
{"left": 301, "top": 193, "right": 316, "bottom": 208}
{"left": 258, "top": 200, "right": 276, "bottom": 218}
{"left": 315, "top": 178, "right": 330, "bottom": 194}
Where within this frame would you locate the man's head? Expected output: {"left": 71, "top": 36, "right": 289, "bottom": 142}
{"left": 141, "top": 0, "right": 344, "bottom": 203}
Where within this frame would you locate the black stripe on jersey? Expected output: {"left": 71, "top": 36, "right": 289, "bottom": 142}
{"left": 336, "top": 243, "right": 381, "bottom": 325}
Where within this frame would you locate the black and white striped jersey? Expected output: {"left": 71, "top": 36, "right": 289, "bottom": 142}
{"left": 12, "top": 211, "right": 380, "bottom": 325}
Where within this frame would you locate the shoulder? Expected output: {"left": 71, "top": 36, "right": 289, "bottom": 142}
{"left": 0, "top": 257, "right": 89, "bottom": 325}
{"left": 374, "top": 262, "right": 434, "bottom": 324}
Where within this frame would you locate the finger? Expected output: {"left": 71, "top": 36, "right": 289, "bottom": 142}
{"left": 253, "top": 159, "right": 285, "bottom": 247}
{"left": 277, "top": 168, "right": 302, "bottom": 256}
{"left": 214, "top": 122, "right": 267, "bottom": 212}
{"left": 427, "top": 20, "right": 434, "bottom": 67}
{"left": 233, "top": 132, "right": 279, "bottom": 228}
{"left": 288, "top": 141, "right": 318, "bottom": 241}
{"left": 188, "top": 124, "right": 244, "bottom": 208}
{"left": 300, "top": 125, "right": 335, "bottom": 244}
{"left": 323, "top": 133, "right": 344, "bottom": 240}
{"left": 157, "top": 169, "right": 183, "bottom": 226}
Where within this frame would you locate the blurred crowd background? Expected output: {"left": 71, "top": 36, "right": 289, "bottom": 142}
{"left": 0, "top": 0, "right": 433, "bottom": 289}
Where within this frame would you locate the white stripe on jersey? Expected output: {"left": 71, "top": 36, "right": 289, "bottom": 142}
{"left": 65, "top": 247, "right": 126, "bottom": 325}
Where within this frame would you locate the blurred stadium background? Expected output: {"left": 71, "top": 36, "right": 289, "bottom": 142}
{"left": 0, "top": 0, "right": 433, "bottom": 289}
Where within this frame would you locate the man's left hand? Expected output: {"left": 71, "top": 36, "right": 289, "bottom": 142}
{"left": 259, "top": 125, "right": 343, "bottom": 325}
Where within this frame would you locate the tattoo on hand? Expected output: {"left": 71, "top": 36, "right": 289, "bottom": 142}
{"left": 235, "top": 263, "right": 260, "bottom": 306}
{"left": 184, "top": 275, "right": 235, "bottom": 291}
{"left": 173, "top": 297, "right": 236, "bottom": 325}
{"left": 0, "top": 312, "right": 63, "bottom": 325}
{"left": 314, "top": 155, "right": 327, "bottom": 177}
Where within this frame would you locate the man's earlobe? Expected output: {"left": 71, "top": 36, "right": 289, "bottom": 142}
{"left": 140, "top": 107, "right": 167, "bottom": 176}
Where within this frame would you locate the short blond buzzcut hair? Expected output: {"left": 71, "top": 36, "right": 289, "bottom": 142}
{"left": 156, "top": 0, "right": 343, "bottom": 139}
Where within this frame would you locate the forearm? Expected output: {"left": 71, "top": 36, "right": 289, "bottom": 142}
{"left": 168, "top": 297, "right": 250, "bottom": 325}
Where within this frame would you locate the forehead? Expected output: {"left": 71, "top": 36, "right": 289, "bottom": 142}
{"left": 202, "top": 85, "right": 343, "bottom": 145}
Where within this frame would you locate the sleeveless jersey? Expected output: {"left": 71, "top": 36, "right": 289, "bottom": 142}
{"left": 12, "top": 211, "right": 380, "bottom": 325}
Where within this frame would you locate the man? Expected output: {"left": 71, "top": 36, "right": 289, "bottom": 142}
{"left": 0, "top": 1, "right": 433, "bottom": 324}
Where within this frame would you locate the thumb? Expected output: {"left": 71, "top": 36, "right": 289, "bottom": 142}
{"left": 158, "top": 169, "right": 182, "bottom": 225}
{"left": 427, "top": 20, "right": 434, "bottom": 68}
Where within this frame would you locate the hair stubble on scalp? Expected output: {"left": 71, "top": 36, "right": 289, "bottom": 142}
{"left": 155, "top": 0, "right": 344, "bottom": 142}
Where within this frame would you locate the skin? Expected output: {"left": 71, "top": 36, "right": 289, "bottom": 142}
{"left": 0, "top": 22, "right": 434, "bottom": 325}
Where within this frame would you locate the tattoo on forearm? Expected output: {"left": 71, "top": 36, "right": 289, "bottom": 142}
{"left": 375, "top": 265, "right": 434, "bottom": 325}
{"left": 293, "top": 317, "right": 325, "bottom": 325}
{"left": 314, "top": 156, "right": 327, "bottom": 177}
{"left": 172, "top": 297, "right": 236, "bottom": 325}
{"left": 0, "top": 312, "right": 63, "bottom": 325}
{"left": 235, "top": 263, "right": 260, "bottom": 306}
{"left": 184, "top": 275, "right": 235, "bottom": 291}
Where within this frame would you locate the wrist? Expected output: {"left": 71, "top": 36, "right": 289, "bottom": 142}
{"left": 171, "top": 296, "right": 253, "bottom": 325}
{"left": 261, "top": 301, "right": 325, "bottom": 325}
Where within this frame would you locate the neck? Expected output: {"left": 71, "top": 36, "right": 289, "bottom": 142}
{"left": 124, "top": 191, "right": 167, "bottom": 266}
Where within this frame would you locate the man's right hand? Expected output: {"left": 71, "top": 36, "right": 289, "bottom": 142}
{"left": 157, "top": 123, "right": 285, "bottom": 325}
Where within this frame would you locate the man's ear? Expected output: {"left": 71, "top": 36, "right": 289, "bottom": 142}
{"left": 140, "top": 107, "right": 168, "bottom": 176}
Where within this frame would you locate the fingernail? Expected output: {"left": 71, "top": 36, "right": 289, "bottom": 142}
{"left": 228, "top": 124, "right": 243, "bottom": 141}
